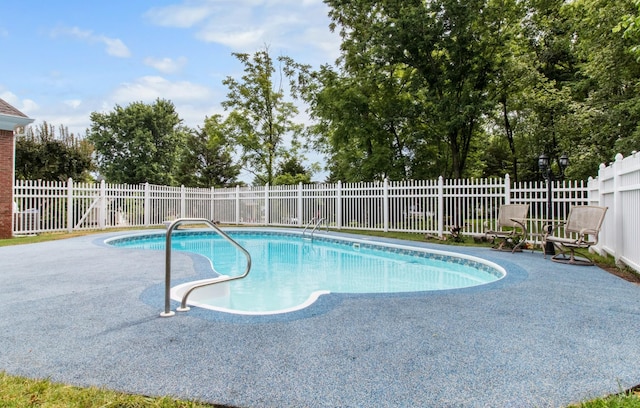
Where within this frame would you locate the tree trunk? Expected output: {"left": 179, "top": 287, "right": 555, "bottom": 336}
{"left": 501, "top": 96, "right": 518, "bottom": 181}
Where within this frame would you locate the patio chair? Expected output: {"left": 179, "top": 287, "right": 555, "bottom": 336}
{"left": 485, "top": 204, "right": 529, "bottom": 253}
{"left": 543, "top": 205, "right": 608, "bottom": 266}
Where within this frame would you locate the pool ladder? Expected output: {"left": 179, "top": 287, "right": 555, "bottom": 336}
{"left": 302, "top": 217, "right": 328, "bottom": 240}
{"left": 161, "top": 218, "right": 252, "bottom": 317}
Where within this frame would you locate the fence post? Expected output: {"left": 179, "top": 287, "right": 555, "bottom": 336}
{"left": 264, "top": 184, "right": 270, "bottom": 225}
{"left": 437, "top": 176, "right": 444, "bottom": 237}
{"left": 210, "top": 187, "right": 215, "bottom": 222}
{"left": 144, "top": 183, "right": 150, "bottom": 226}
{"left": 235, "top": 185, "right": 240, "bottom": 224}
{"left": 180, "top": 185, "right": 186, "bottom": 218}
{"left": 613, "top": 153, "right": 624, "bottom": 264}
{"left": 66, "top": 178, "right": 73, "bottom": 232}
{"left": 383, "top": 178, "right": 389, "bottom": 232}
{"left": 336, "top": 180, "right": 342, "bottom": 230}
{"left": 591, "top": 170, "right": 603, "bottom": 207}
{"left": 98, "top": 179, "right": 106, "bottom": 229}
{"left": 504, "top": 174, "right": 511, "bottom": 204}
{"left": 297, "top": 182, "right": 303, "bottom": 227}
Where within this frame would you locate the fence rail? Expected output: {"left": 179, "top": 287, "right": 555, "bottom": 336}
{"left": 12, "top": 151, "right": 640, "bottom": 273}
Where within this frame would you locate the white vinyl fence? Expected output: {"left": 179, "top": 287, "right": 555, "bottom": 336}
{"left": 588, "top": 152, "right": 640, "bottom": 272}
{"left": 12, "top": 151, "right": 640, "bottom": 272}
{"left": 13, "top": 176, "right": 589, "bottom": 237}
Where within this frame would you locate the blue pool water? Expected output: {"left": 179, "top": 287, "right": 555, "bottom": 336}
{"left": 108, "top": 230, "right": 504, "bottom": 314}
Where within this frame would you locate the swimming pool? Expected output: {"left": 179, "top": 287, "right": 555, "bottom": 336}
{"left": 107, "top": 229, "right": 505, "bottom": 315}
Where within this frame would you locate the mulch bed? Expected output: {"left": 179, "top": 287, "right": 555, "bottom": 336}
{"left": 598, "top": 264, "right": 640, "bottom": 285}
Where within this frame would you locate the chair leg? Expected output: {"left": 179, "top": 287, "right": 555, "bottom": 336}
{"left": 511, "top": 239, "right": 525, "bottom": 253}
{"left": 491, "top": 236, "right": 523, "bottom": 252}
{"left": 490, "top": 237, "right": 503, "bottom": 251}
{"left": 551, "top": 248, "right": 595, "bottom": 266}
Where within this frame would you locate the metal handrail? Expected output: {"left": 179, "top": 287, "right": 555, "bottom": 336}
{"left": 161, "top": 218, "right": 252, "bottom": 317}
{"left": 302, "top": 217, "right": 328, "bottom": 240}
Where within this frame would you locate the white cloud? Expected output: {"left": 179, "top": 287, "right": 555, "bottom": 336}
{"left": 21, "top": 99, "right": 39, "bottom": 115}
{"left": 301, "top": 26, "right": 341, "bottom": 60}
{"left": 64, "top": 99, "right": 82, "bottom": 109}
{"left": 41, "top": 112, "right": 92, "bottom": 135}
{"left": 144, "top": 56, "right": 188, "bottom": 74}
{"left": 0, "top": 91, "right": 39, "bottom": 115}
{"left": 178, "top": 102, "right": 225, "bottom": 129}
{"left": 100, "top": 36, "right": 131, "bottom": 58}
{"left": 3, "top": 80, "right": 217, "bottom": 137}
{"left": 0, "top": 90, "right": 19, "bottom": 106}
{"left": 104, "top": 77, "right": 223, "bottom": 129}
{"left": 0, "top": 90, "right": 89, "bottom": 135}
{"left": 144, "top": 0, "right": 340, "bottom": 64}
{"left": 197, "top": 27, "right": 266, "bottom": 49}
{"left": 144, "top": 4, "right": 213, "bottom": 28}
{"left": 50, "top": 26, "right": 131, "bottom": 58}
{"left": 110, "top": 76, "right": 213, "bottom": 104}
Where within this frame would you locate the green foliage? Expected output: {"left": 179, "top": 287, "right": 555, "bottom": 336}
{"left": 614, "top": 0, "right": 640, "bottom": 61}
{"left": 567, "top": 0, "right": 640, "bottom": 179}
{"left": 222, "top": 48, "right": 305, "bottom": 185}
{"left": 15, "top": 121, "right": 94, "bottom": 182}
{"left": 311, "top": 0, "right": 640, "bottom": 182}
{"left": 176, "top": 115, "right": 240, "bottom": 187}
{"left": 272, "top": 173, "right": 311, "bottom": 185}
{"left": 319, "top": 0, "right": 524, "bottom": 180}
{"left": 273, "top": 156, "right": 312, "bottom": 185}
{"left": 304, "top": 63, "right": 444, "bottom": 182}
{"left": 88, "top": 99, "right": 186, "bottom": 185}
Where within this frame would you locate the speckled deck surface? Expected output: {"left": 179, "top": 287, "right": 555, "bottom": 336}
{"left": 1, "top": 228, "right": 638, "bottom": 407}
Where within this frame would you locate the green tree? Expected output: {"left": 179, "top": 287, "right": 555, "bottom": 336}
{"left": 570, "top": 0, "right": 640, "bottom": 178}
{"left": 516, "top": 0, "right": 583, "bottom": 179}
{"left": 324, "top": 0, "right": 519, "bottom": 178}
{"left": 273, "top": 156, "right": 311, "bottom": 185}
{"left": 615, "top": 0, "right": 640, "bottom": 60}
{"left": 88, "top": 99, "right": 186, "bottom": 185}
{"left": 222, "top": 48, "right": 304, "bottom": 186}
{"left": 296, "top": 0, "right": 640, "bottom": 183}
{"left": 15, "top": 121, "right": 94, "bottom": 182}
{"left": 293, "top": 61, "right": 442, "bottom": 182}
{"left": 476, "top": 0, "right": 536, "bottom": 182}
{"left": 176, "top": 115, "right": 240, "bottom": 187}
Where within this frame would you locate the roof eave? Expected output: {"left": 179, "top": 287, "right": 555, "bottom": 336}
{"left": 0, "top": 113, "right": 35, "bottom": 131}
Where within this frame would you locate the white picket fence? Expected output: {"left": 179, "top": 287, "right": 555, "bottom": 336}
{"left": 589, "top": 152, "right": 640, "bottom": 272}
{"left": 12, "top": 151, "right": 640, "bottom": 272}
{"left": 12, "top": 176, "right": 589, "bottom": 238}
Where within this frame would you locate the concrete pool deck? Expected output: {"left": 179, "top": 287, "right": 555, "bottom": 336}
{"left": 0, "top": 228, "right": 639, "bottom": 407}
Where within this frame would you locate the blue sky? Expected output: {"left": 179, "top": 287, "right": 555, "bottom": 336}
{"left": 1, "top": 0, "right": 341, "bottom": 180}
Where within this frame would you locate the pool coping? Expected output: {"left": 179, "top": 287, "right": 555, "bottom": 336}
{"left": 1, "top": 227, "right": 639, "bottom": 407}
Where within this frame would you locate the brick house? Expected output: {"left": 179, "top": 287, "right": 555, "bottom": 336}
{"left": 0, "top": 98, "right": 34, "bottom": 238}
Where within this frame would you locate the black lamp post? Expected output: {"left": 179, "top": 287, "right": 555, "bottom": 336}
{"left": 538, "top": 153, "right": 569, "bottom": 255}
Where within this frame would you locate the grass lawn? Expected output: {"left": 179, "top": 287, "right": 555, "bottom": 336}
{"left": 0, "top": 371, "right": 220, "bottom": 407}
{"left": 1, "top": 228, "right": 639, "bottom": 407}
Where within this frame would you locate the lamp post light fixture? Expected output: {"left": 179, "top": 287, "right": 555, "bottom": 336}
{"left": 538, "top": 153, "right": 569, "bottom": 255}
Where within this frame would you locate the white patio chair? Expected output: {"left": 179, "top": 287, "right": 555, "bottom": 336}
{"left": 485, "top": 204, "right": 529, "bottom": 253}
{"left": 543, "top": 205, "right": 608, "bottom": 266}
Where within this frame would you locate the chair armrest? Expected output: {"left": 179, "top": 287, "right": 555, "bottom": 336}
{"left": 542, "top": 221, "right": 565, "bottom": 238}
{"left": 509, "top": 218, "right": 528, "bottom": 237}
{"left": 577, "top": 228, "right": 599, "bottom": 245}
